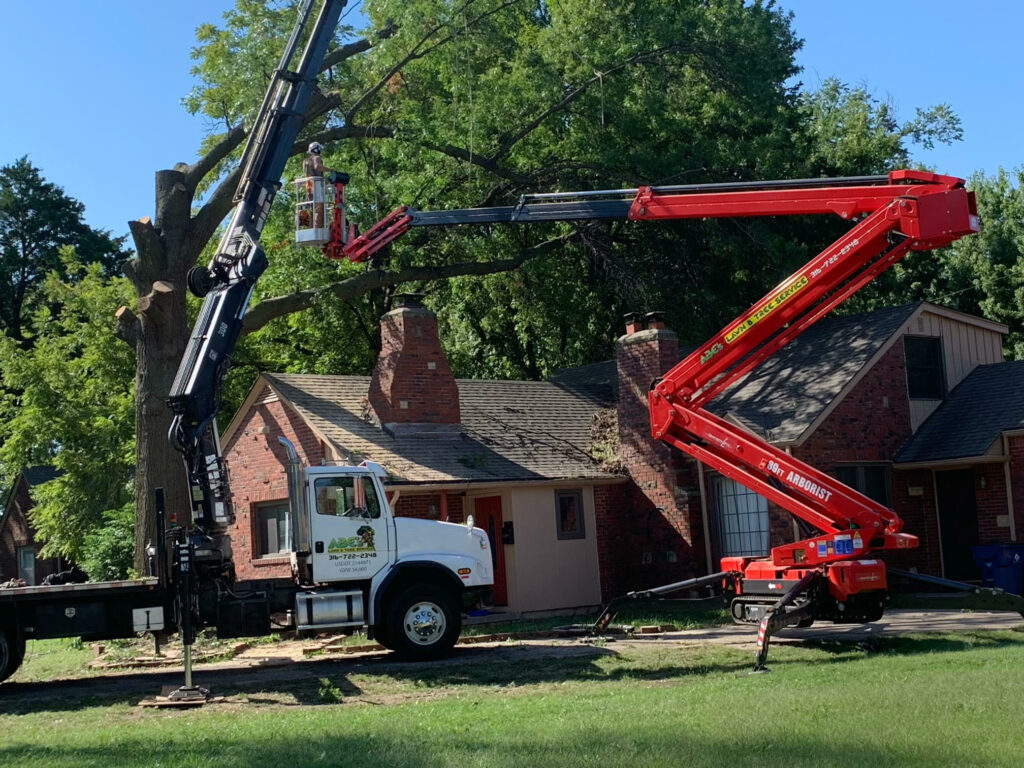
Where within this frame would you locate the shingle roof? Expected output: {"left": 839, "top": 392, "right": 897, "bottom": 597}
{"left": 262, "top": 373, "right": 620, "bottom": 485}
{"left": 550, "top": 304, "right": 921, "bottom": 445}
{"left": 549, "top": 360, "right": 617, "bottom": 405}
{"left": 895, "top": 361, "right": 1024, "bottom": 463}
{"left": 709, "top": 303, "right": 920, "bottom": 442}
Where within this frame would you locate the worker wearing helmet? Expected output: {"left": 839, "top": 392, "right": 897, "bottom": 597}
{"left": 304, "top": 142, "right": 326, "bottom": 177}
{"left": 303, "top": 142, "right": 327, "bottom": 227}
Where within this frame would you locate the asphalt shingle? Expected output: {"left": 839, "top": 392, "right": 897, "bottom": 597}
{"left": 896, "top": 361, "right": 1024, "bottom": 463}
{"left": 263, "top": 373, "right": 619, "bottom": 484}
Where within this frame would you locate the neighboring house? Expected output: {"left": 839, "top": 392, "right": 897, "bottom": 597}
{"left": 222, "top": 296, "right": 625, "bottom": 614}
{"left": 223, "top": 297, "right": 1024, "bottom": 614}
{"left": 0, "top": 467, "right": 64, "bottom": 585}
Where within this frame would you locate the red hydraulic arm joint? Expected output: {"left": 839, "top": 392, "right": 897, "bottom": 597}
{"left": 642, "top": 170, "right": 978, "bottom": 570}
{"left": 323, "top": 175, "right": 413, "bottom": 263}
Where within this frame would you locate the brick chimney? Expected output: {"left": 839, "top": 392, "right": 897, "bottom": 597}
{"left": 614, "top": 311, "right": 705, "bottom": 585}
{"left": 369, "top": 294, "right": 461, "bottom": 437}
{"left": 616, "top": 311, "right": 678, "bottom": 435}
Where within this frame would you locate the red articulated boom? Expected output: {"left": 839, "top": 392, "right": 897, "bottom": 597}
{"left": 321, "top": 169, "right": 983, "bottom": 668}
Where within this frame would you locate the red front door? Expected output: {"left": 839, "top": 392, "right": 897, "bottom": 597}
{"left": 474, "top": 496, "right": 508, "bottom": 605}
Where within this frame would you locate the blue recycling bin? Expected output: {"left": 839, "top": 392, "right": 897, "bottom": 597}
{"left": 972, "top": 544, "right": 1024, "bottom": 595}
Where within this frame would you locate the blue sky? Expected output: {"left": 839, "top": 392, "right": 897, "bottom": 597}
{"left": 0, "top": 1, "right": 1020, "bottom": 240}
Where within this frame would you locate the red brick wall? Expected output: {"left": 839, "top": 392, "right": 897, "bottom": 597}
{"left": 889, "top": 469, "right": 941, "bottom": 574}
{"left": 223, "top": 388, "right": 326, "bottom": 581}
{"left": 615, "top": 328, "right": 704, "bottom": 592}
{"left": 975, "top": 463, "right": 1012, "bottom": 543}
{"left": 0, "top": 479, "right": 62, "bottom": 584}
{"left": 1008, "top": 436, "right": 1024, "bottom": 540}
{"left": 369, "top": 306, "right": 460, "bottom": 426}
{"left": 392, "top": 493, "right": 465, "bottom": 523}
{"left": 796, "top": 342, "right": 913, "bottom": 467}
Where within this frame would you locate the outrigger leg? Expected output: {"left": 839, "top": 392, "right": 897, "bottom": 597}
{"left": 752, "top": 570, "right": 820, "bottom": 672}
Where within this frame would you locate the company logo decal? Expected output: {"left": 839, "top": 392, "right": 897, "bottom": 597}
{"left": 724, "top": 275, "right": 809, "bottom": 344}
{"left": 699, "top": 342, "right": 724, "bottom": 365}
{"left": 328, "top": 525, "right": 376, "bottom": 553}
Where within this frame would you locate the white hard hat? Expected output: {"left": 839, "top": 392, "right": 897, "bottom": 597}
{"left": 308, "top": 142, "right": 323, "bottom": 154}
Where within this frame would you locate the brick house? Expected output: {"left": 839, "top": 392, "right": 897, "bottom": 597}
{"left": 0, "top": 467, "right": 65, "bottom": 585}
{"left": 221, "top": 296, "right": 625, "bottom": 614}
{"left": 223, "top": 298, "right": 1024, "bottom": 613}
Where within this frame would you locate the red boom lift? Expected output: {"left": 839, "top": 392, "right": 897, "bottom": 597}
{"left": 304, "top": 168, "right": 1021, "bottom": 668}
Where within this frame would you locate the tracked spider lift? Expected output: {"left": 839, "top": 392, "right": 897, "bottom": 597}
{"left": 316, "top": 169, "right": 1023, "bottom": 668}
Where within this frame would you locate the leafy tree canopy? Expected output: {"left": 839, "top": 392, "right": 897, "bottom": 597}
{"left": 179, "top": 1, "right": 968, "bottom": 393}
{"left": 0, "top": 157, "right": 129, "bottom": 344}
{"left": 0, "top": 251, "right": 136, "bottom": 566}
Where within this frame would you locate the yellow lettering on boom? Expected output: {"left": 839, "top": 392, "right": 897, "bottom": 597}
{"left": 724, "top": 275, "right": 810, "bottom": 344}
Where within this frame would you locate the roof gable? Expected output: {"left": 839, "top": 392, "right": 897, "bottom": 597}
{"left": 709, "top": 303, "right": 921, "bottom": 443}
{"left": 896, "top": 361, "right": 1024, "bottom": 464}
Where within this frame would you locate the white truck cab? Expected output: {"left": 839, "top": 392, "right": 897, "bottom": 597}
{"left": 280, "top": 438, "right": 493, "bottom": 658}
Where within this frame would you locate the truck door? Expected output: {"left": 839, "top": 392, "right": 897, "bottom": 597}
{"left": 308, "top": 473, "right": 393, "bottom": 583}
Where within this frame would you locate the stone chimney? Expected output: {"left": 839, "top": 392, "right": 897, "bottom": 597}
{"left": 369, "top": 293, "right": 461, "bottom": 437}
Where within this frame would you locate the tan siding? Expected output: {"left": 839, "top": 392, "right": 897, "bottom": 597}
{"left": 899, "top": 309, "right": 1005, "bottom": 432}
{"left": 497, "top": 486, "right": 602, "bottom": 613}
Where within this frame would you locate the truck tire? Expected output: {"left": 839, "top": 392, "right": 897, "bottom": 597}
{"left": 0, "top": 627, "right": 24, "bottom": 684}
{"left": 373, "top": 622, "right": 394, "bottom": 651}
{"left": 385, "top": 585, "right": 461, "bottom": 661}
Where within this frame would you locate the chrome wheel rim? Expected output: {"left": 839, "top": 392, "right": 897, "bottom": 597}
{"left": 403, "top": 601, "right": 446, "bottom": 645}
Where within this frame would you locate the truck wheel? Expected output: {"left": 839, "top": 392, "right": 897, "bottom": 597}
{"left": 0, "top": 628, "right": 25, "bottom": 684}
{"left": 386, "top": 585, "right": 461, "bottom": 661}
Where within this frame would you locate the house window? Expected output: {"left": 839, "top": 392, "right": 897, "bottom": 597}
{"left": 709, "top": 475, "right": 770, "bottom": 558}
{"left": 833, "top": 465, "right": 892, "bottom": 507}
{"left": 17, "top": 546, "right": 37, "bottom": 585}
{"left": 555, "top": 490, "right": 585, "bottom": 540}
{"left": 314, "top": 475, "right": 382, "bottom": 519}
{"left": 254, "top": 501, "right": 290, "bottom": 557}
{"left": 904, "top": 336, "right": 945, "bottom": 399}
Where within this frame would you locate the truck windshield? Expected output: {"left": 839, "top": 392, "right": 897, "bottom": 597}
{"left": 314, "top": 475, "right": 381, "bottom": 519}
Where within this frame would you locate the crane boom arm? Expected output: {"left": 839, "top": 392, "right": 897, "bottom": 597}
{"left": 167, "top": 0, "right": 346, "bottom": 527}
{"left": 332, "top": 169, "right": 978, "bottom": 566}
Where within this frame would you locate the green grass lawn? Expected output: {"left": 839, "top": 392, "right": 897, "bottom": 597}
{"left": 3, "top": 629, "right": 1024, "bottom": 767}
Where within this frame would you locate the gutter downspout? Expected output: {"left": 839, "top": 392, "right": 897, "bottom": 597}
{"left": 1003, "top": 435, "right": 1017, "bottom": 542}
{"left": 696, "top": 460, "right": 714, "bottom": 574}
{"left": 932, "top": 470, "right": 946, "bottom": 578}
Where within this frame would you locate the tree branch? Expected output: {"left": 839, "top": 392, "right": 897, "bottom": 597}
{"left": 493, "top": 44, "right": 686, "bottom": 162}
{"left": 126, "top": 217, "right": 165, "bottom": 289}
{"left": 182, "top": 125, "right": 246, "bottom": 192}
{"left": 114, "top": 306, "right": 140, "bottom": 349}
{"left": 241, "top": 231, "right": 574, "bottom": 333}
{"left": 190, "top": 165, "right": 242, "bottom": 251}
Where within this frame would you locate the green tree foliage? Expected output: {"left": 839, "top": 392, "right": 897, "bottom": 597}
{"left": 80, "top": 503, "right": 136, "bottom": 581}
{"left": 0, "top": 252, "right": 136, "bottom": 567}
{"left": 800, "top": 79, "right": 962, "bottom": 176}
{"left": 0, "top": 157, "right": 128, "bottom": 344}
{"left": 181, "top": 1, "right": 966, "bottom": 391}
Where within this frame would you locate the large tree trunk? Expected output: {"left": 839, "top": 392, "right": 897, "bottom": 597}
{"left": 124, "top": 169, "right": 198, "bottom": 572}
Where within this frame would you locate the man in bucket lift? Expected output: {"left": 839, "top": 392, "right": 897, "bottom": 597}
{"left": 302, "top": 142, "right": 327, "bottom": 227}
